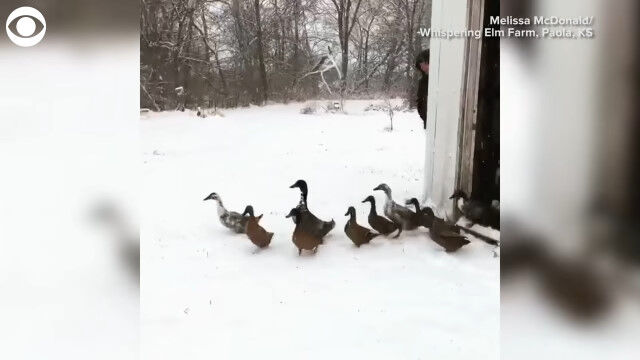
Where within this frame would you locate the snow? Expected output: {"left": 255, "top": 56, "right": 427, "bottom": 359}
{"left": 141, "top": 100, "right": 499, "bottom": 359}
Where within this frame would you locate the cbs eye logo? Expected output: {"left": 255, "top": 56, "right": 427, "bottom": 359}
{"left": 6, "top": 7, "right": 46, "bottom": 47}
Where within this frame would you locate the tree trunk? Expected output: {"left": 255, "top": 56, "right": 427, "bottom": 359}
{"left": 254, "top": 0, "right": 269, "bottom": 103}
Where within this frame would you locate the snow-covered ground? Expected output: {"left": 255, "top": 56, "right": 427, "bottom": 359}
{"left": 141, "top": 100, "right": 499, "bottom": 359}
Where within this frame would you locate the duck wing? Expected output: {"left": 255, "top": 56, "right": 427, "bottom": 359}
{"left": 384, "top": 201, "right": 408, "bottom": 221}
{"left": 246, "top": 219, "right": 271, "bottom": 248}
{"left": 389, "top": 202, "right": 419, "bottom": 229}
{"left": 438, "top": 230, "right": 468, "bottom": 239}
{"left": 432, "top": 234, "right": 470, "bottom": 252}
{"left": 346, "top": 221, "right": 378, "bottom": 246}
{"left": 369, "top": 214, "right": 398, "bottom": 235}
{"left": 222, "top": 211, "right": 249, "bottom": 233}
{"left": 299, "top": 209, "right": 334, "bottom": 238}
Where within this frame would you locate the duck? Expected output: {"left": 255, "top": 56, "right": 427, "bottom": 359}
{"left": 429, "top": 215, "right": 471, "bottom": 252}
{"left": 449, "top": 190, "right": 500, "bottom": 229}
{"left": 405, "top": 197, "right": 435, "bottom": 229}
{"left": 241, "top": 205, "right": 273, "bottom": 248}
{"left": 344, "top": 206, "right": 380, "bottom": 247}
{"left": 286, "top": 207, "right": 323, "bottom": 255}
{"left": 409, "top": 207, "right": 470, "bottom": 253}
{"left": 289, "top": 179, "right": 335, "bottom": 240}
{"left": 203, "top": 192, "right": 261, "bottom": 233}
{"left": 407, "top": 197, "right": 499, "bottom": 246}
{"left": 372, "top": 183, "right": 419, "bottom": 235}
{"left": 361, "top": 195, "right": 400, "bottom": 236}
{"left": 402, "top": 199, "right": 470, "bottom": 252}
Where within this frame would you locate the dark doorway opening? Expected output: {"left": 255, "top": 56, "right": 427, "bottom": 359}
{"left": 471, "top": 0, "right": 500, "bottom": 204}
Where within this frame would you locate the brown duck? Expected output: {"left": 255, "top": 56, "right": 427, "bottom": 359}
{"left": 344, "top": 206, "right": 380, "bottom": 247}
{"left": 362, "top": 195, "right": 400, "bottom": 236}
{"left": 430, "top": 214, "right": 470, "bottom": 253}
{"left": 405, "top": 197, "right": 434, "bottom": 229}
{"left": 241, "top": 206, "right": 273, "bottom": 248}
{"left": 407, "top": 198, "right": 499, "bottom": 246}
{"left": 286, "top": 207, "right": 323, "bottom": 255}
{"left": 404, "top": 202, "right": 469, "bottom": 252}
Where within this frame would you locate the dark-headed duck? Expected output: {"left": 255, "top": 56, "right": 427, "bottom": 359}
{"left": 362, "top": 195, "right": 400, "bottom": 236}
{"left": 286, "top": 208, "right": 323, "bottom": 255}
{"left": 289, "top": 179, "right": 335, "bottom": 240}
{"left": 344, "top": 206, "right": 380, "bottom": 247}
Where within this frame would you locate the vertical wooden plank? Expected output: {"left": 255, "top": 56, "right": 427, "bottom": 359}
{"left": 457, "top": 0, "right": 485, "bottom": 197}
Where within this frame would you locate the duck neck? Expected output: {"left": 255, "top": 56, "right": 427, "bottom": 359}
{"left": 348, "top": 212, "right": 356, "bottom": 223}
{"left": 383, "top": 189, "right": 393, "bottom": 203}
{"left": 215, "top": 199, "right": 228, "bottom": 217}
{"left": 367, "top": 201, "right": 377, "bottom": 216}
{"left": 412, "top": 202, "right": 421, "bottom": 213}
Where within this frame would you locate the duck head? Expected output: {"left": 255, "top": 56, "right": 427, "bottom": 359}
{"left": 373, "top": 183, "right": 392, "bottom": 197}
{"left": 449, "top": 190, "right": 469, "bottom": 201}
{"left": 421, "top": 206, "right": 435, "bottom": 218}
{"left": 421, "top": 206, "right": 436, "bottom": 227}
{"left": 289, "top": 179, "right": 308, "bottom": 194}
{"left": 241, "top": 205, "right": 254, "bottom": 217}
{"left": 344, "top": 206, "right": 356, "bottom": 219}
{"left": 362, "top": 195, "right": 376, "bottom": 204}
{"left": 203, "top": 192, "right": 220, "bottom": 201}
{"left": 285, "top": 208, "right": 301, "bottom": 224}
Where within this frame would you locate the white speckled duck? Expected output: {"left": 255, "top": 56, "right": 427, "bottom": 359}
{"left": 203, "top": 192, "right": 261, "bottom": 233}
{"left": 289, "top": 180, "right": 335, "bottom": 240}
{"left": 373, "top": 183, "right": 419, "bottom": 237}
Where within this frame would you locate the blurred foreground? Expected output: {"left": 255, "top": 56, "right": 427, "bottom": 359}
{"left": 501, "top": 0, "right": 639, "bottom": 358}
{"left": 0, "top": 1, "right": 138, "bottom": 359}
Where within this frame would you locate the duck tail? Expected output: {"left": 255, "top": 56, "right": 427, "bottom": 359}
{"left": 320, "top": 219, "right": 335, "bottom": 238}
{"left": 256, "top": 214, "right": 263, "bottom": 222}
{"left": 327, "top": 219, "right": 336, "bottom": 230}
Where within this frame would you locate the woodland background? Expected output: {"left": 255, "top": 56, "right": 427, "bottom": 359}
{"left": 140, "top": 0, "right": 432, "bottom": 110}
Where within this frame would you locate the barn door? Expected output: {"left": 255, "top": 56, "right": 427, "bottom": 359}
{"left": 457, "top": 0, "right": 485, "bottom": 195}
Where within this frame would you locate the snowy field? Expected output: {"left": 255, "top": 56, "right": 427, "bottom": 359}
{"left": 141, "top": 100, "right": 499, "bottom": 359}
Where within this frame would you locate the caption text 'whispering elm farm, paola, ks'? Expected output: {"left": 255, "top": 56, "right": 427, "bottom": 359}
{"left": 418, "top": 16, "right": 595, "bottom": 40}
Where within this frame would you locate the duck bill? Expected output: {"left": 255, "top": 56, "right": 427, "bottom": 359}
{"left": 373, "top": 185, "right": 382, "bottom": 191}
{"left": 203, "top": 195, "right": 212, "bottom": 201}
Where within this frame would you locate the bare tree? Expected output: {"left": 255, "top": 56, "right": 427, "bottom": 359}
{"left": 329, "top": 0, "right": 363, "bottom": 93}
{"left": 254, "top": 0, "right": 269, "bottom": 103}
{"left": 139, "top": 0, "right": 432, "bottom": 110}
